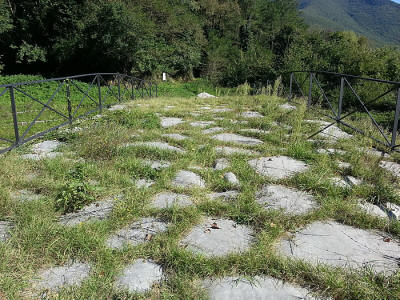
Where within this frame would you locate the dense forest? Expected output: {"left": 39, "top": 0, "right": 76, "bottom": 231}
{"left": 0, "top": 0, "right": 400, "bottom": 87}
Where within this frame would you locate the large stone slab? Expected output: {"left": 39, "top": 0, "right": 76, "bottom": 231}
{"left": 127, "top": 142, "right": 185, "bottom": 153}
{"left": 240, "top": 111, "right": 263, "bottom": 118}
{"left": 116, "top": 259, "right": 163, "bottom": 293}
{"left": 22, "top": 140, "right": 62, "bottom": 160}
{"left": 142, "top": 160, "right": 171, "bottom": 170}
{"left": 318, "top": 125, "right": 353, "bottom": 140}
{"left": 358, "top": 201, "right": 388, "bottom": 219}
{"left": 248, "top": 156, "right": 309, "bottom": 180}
{"left": 161, "top": 117, "right": 184, "bottom": 128}
{"left": 212, "top": 133, "right": 262, "bottom": 146}
{"left": 380, "top": 161, "right": 400, "bottom": 178}
{"left": 0, "top": 221, "right": 12, "bottom": 242}
{"left": 278, "top": 221, "right": 400, "bottom": 274}
{"left": 32, "top": 262, "right": 91, "bottom": 293}
{"left": 162, "top": 133, "right": 188, "bottom": 141}
{"left": 180, "top": 218, "right": 253, "bottom": 257}
{"left": 197, "top": 92, "right": 216, "bottom": 99}
{"left": 172, "top": 170, "right": 205, "bottom": 188}
{"left": 214, "top": 158, "right": 230, "bottom": 170}
{"left": 106, "top": 217, "right": 169, "bottom": 249}
{"left": 108, "top": 104, "right": 126, "bottom": 111}
{"left": 256, "top": 185, "right": 316, "bottom": 215}
{"left": 215, "top": 146, "right": 259, "bottom": 156}
{"left": 59, "top": 199, "right": 114, "bottom": 227}
{"left": 208, "top": 191, "right": 239, "bottom": 201}
{"left": 190, "top": 121, "right": 215, "bottom": 128}
{"left": 202, "top": 127, "right": 224, "bottom": 134}
{"left": 152, "top": 192, "right": 193, "bottom": 209}
{"left": 279, "top": 103, "right": 296, "bottom": 111}
{"left": 203, "top": 276, "right": 318, "bottom": 300}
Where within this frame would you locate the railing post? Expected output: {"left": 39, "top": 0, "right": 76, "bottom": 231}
{"left": 131, "top": 79, "right": 135, "bottom": 100}
{"left": 66, "top": 79, "right": 72, "bottom": 127}
{"left": 391, "top": 87, "right": 400, "bottom": 149}
{"left": 117, "top": 75, "right": 121, "bottom": 102}
{"left": 10, "top": 86, "right": 20, "bottom": 145}
{"left": 338, "top": 76, "right": 345, "bottom": 120}
{"left": 97, "top": 74, "right": 102, "bottom": 113}
{"left": 149, "top": 82, "right": 152, "bottom": 97}
{"left": 156, "top": 83, "right": 158, "bottom": 98}
{"left": 289, "top": 73, "right": 293, "bottom": 102}
{"left": 308, "top": 72, "right": 313, "bottom": 107}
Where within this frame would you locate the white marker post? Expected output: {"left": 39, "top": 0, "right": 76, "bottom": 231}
{"left": 162, "top": 73, "right": 167, "bottom": 81}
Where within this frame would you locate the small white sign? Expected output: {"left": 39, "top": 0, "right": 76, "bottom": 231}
{"left": 162, "top": 73, "right": 167, "bottom": 81}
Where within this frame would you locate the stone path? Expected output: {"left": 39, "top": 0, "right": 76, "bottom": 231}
{"left": 208, "top": 191, "right": 239, "bottom": 201}
{"left": 0, "top": 221, "right": 12, "bottom": 242}
{"left": 59, "top": 199, "right": 114, "bottom": 226}
{"left": 190, "top": 121, "right": 215, "bottom": 128}
{"left": 215, "top": 146, "right": 259, "bottom": 156}
{"left": 380, "top": 161, "right": 400, "bottom": 178}
{"left": 152, "top": 192, "right": 193, "bottom": 209}
{"left": 172, "top": 170, "right": 205, "bottom": 188}
{"left": 22, "top": 140, "right": 62, "bottom": 160}
{"left": 240, "top": 111, "right": 263, "bottom": 118}
{"left": 161, "top": 117, "right": 184, "bottom": 128}
{"left": 278, "top": 221, "right": 400, "bottom": 274}
{"left": 214, "top": 158, "right": 230, "bottom": 170}
{"left": 256, "top": 185, "right": 316, "bottom": 215}
{"left": 212, "top": 133, "right": 263, "bottom": 146}
{"left": 180, "top": 218, "right": 253, "bottom": 257}
{"left": 248, "top": 156, "right": 309, "bottom": 179}
{"left": 126, "top": 142, "right": 185, "bottom": 153}
{"left": 106, "top": 217, "right": 169, "bottom": 249}
{"left": 135, "top": 178, "right": 155, "bottom": 188}
{"left": 116, "top": 259, "right": 163, "bottom": 293}
{"left": 202, "top": 127, "right": 224, "bottom": 134}
{"left": 203, "top": 276, "right": 318, "bottom": 300}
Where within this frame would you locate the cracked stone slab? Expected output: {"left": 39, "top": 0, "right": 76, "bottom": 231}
{"left": 224, "top": 172, "right": 239, "bottom": 186}
{"left": 212, "top": 133, "right": 262, "bottom": 146}
{"left": 127, "top": 142, "right": 185, "bottom": 153}
{"left": 162, "top": 133, "right": 188, "bottom": 141}
{"left": 214, "top": 158, "right": 230, "bottom": 170}
{"left": 208, "top": 191, "right": 239, "bottom": 201}
{"left": 10, "top": 189, "right": 43, "bottom": 202}
{"left": 190, "top": 121, "right": 215, "bottom": 128}
{"left": 108, "top": 104, "right": 126, "bottom": 111}
{"left": 240, "top": 111, "right": 263, "bottom": 118}
{"left": 278, "top": 220, "right": 400, "bottom": 274}
{"left": 59, "top": 199, "right": 114, "bottom": 226}
{"left": 152, "top": 192, "right": 193, "bottom": 209}
{"left": 215, "top": 146, "right": 259, "bottom": 156}
{"left": 142, "top": 160, "right": 171, "bottom": 170}
{"left": 135, "top": 179, "right": 155, "bottom": 188}
{"left": 180, "top": 217, "right": 253, "bottom": 257}
{"left": 161, "top": 117, "right": 184, "bottom": 128}
{"left": 116, "top": 259, "right": 163, "bottom": 293}
{"left": 172, "top": 170, "right": 205, "bottom": 188}
{"left": 0, "top": 221, "right": 12, "bottom": 242}
{"left": 32, "top": 262, "right": 91, "bottom": 294}
{"left": 106, "top": 217, "right": 168, "bottom": 249}
{"left": 202, "top": 127, "right": 224, "bottom": 134}
{"left": 203, "top": 276, "right": 319, "bottom": 300}
{"left": 279, "top": 103, "right": 297, "bottom": 111}
{"left": 319, "top": 125, "right": 353, "bottom": 140}
{"left": 256, "top": 185, "right": 316, "bottom": 215}
{"left": 22, "top": 140, "right": 63, "bottom": 160}
{"left": 380, "top": 161, "right": 400, "bottom": 178}
{"left": 197, "top": 92, "right": 216, "bottom": 99}
{"left": 358, "top": 201, "right": 388, "bottom": 219}
{"left": 248, "top": 156, "right": 309, "bottom": 180}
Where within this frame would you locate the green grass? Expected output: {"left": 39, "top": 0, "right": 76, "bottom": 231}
{"left": 0, "top": 94, "right": 400, "bottom": 299}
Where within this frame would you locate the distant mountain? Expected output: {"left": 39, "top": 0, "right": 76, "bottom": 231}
{"left": 298, "top": 0, "right": 400, "bottom": 46}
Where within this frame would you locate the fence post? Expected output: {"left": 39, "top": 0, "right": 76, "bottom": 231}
{"left": 308, "top": 72, "right": 313, "bottom": 107}
{"left": 338, "top": 76, "right": 345, "bottom": 120}
{"left": 66, "top": 79, "right": 72, "bottom": 127}
{"left": 156, "top": 83, "right": 158, "bottom": 98}
{"left": 10, "top": 86, "right": 20, "bottom": 146}
{"left": 131, "top": 79, "right": 135, "bottom": 100}
{"left": 117, "top": 75, "right": 121, "bottom": 102}
{"left": 391, "top": 88, "right": 400, "bottom": 150}
{"left": 97, "top": 74, "right": 102, "bottom": 113}
{"left": 149, "top": 82, "right": 152, "bottom": 97}
{"left": 289, "top": 73, "right": 293, "bottom": 102}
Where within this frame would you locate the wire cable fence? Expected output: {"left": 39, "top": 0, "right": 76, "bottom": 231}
{"left": 0, "top": 73, "right": 157, "bottom": 154}
{"left": 286, "top": 71, "right": 400, "bottom": 152}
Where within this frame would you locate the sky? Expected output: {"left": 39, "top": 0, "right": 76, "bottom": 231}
{"left": 392, "top": 0, "right": 400, "bottom": 3}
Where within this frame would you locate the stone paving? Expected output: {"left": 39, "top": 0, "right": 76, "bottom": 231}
{"left": 126, "top": 141, "right": 185, "bottom": 153}
{"left": 22, "top": 140, "right": 63, "bottom": 160}
{"left": 248, "top": 156, "right": 309, "bottom": 179}
{"left": 161, "top": 117, "right": 184, "bottom": 128}
{"left": 172, "top": 170, "right": 206, "bottom": 188}
{"left": 212, "top": 133, "right": 263, "bottom": 146}
{"left": 152, "top": 192, "right": 193, "bottom": 209}
{"left": 0, "top": 221, "right": 12, "bottom": 242}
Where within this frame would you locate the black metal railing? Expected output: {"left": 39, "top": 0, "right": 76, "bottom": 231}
{"left": 287, "top": 71, "right": 400, "bottom": 151}
{"left": 0, "top": 73, "right": 157, "bottom": 154}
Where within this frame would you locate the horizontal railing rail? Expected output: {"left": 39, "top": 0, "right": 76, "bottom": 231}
{"left": 0, "top": 73, "right": 157, "bottom": 154}
{"left": 286, "top": 71, "right": 400, "bottom": 152}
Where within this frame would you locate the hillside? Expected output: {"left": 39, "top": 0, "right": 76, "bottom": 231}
{"left": 299, "top": 0, "right": 400, "bottom": 46}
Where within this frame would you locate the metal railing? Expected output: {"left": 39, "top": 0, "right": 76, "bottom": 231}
{"left": 0, "top": 73, "right": 157, "bottom": 154}
{"left": 287, "top": 71, "right": 400, "bottom": 151}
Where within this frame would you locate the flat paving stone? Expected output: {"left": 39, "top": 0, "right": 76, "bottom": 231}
{"left": 240, "top": 111, "right": 263, "bottom": 118}
{"left": 248, "top": 156, "right": 309, "bottom": 180}
{"left": 180, "top": 217, "right": 253, "bottom": 257}
{"left": 202, "top": 127, "right": 224, "bottom": 134}
{"left": 152, "top": 192, "right": 193, "bottom": 209}
{"left": 135, "top": 179, "right": 155, "bottom": 188}
{"left": 59, "top": 199, "right": 114, "bottom": 226}
{"left": 380, "top": 161, "right": 400, "bottom": 178}
{"left": 330, "top": 175, "right": 362, "bottom": 188}
{"left": 127, "top": 142, "right": 185, "bottom": 153}
{"left": 256, "top": 185, "right": 316, "bottom": 215}
{"left": 319, "top": 125, "right": 353, "bottom": 140}
{"left": 203, "top": 276, "right": 318, "bottom": 300}
{"left": 162, "top": 133, "right": 188, "bottom": 141}
{"left": 317, "top": 148, "right": 346, "bottom": 155}
{"left": 172, "top": 170, "right": 205, "bottom": 188}
{"left": 161, "top": 117, "right": 184, "bottom": 128}
{"left": 224, "top": 172, "right": 240, "bottom": 186}
{"left": 108, "top": 104, "right": 126, "bottom": 111}
{"left": 212, "top": 133, "right": 263, "bottom": 146}
{"left": 214, "top": 158, "right": 230, "bottom": 170}
{"left": 337, "top": 161, "right": 351, "bottom": 169}
{"left": 208, "top": 191, "right": 239, "bottom": 201}
{"left": 215, "top": 146, "right": 259, "bottom": 156}
{"left": 32, "top": 262, "right": 90, "bottom": 293}
{"left": 116, "top": 259, "right": 163, "bottom": 293}
{"left": 22, "top": 140, "right": 63, "bottom": 160}
{"left": 385, "top": 202, "right": 400, "bottom": 220}
{"left": 190, "top": 121, "right": 215, "bottom": 128}
{"left": 358, "top": 201, "right": 388, "bottom": 219}
{"left": 278, "top": 220, "right": 400, "bottom": 273}
{"left": 0, "top": 221, "right": 12, "bottom": 242}
{"left": 197, "top": 92, "right": 216, "bottom": 99}
{"left": 142, "top": 160, "right": 171, "bottom": 170}
{"left": 10, "top": 189, "right": 43, "bottom": 202}
{"left": 240, "top": 128, "right": 271, "bottom": 135}
{"left": 106, "top": 217, "right": 169, "bottom": 249}
{"left": 212, "top": 108, "right": 232, "bottom": 113}
{"left": 279, "top": 103, "right": 297, "bottom": 111}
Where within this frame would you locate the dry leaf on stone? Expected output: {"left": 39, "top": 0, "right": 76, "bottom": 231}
{"left": 145, "top": 233, "right": 153, "bottom": 241}
{"left": 211, "top": 222, "right": 220, "bottom": 229}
